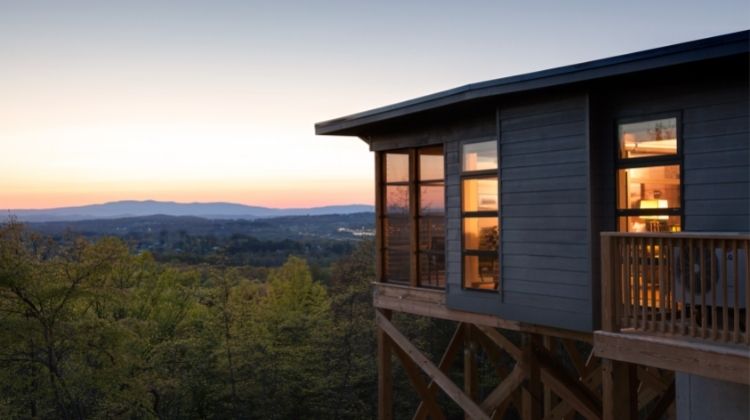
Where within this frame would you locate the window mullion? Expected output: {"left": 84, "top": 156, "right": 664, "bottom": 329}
{"left": 409, "top": 149, "right": 419, "bottom": 287}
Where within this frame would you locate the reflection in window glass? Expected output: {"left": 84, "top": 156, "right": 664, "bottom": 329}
{"left": 381, "top": 145, "right": 445, "bottom": 287}
{"left": 419, "top": 218, "right": 445, "bottom": 251}
{"left": 463, "top": 255, "right": 498, "bottom": 290}
{"left": 386, "top": 152, "right": 409, "bottom": 182}
{"left": 619, "top": 118, "right": 677, "bottom": 159}
{"left": 420, "top": 183, "right": 445, "bottom": 215}
{"left": 419, "top": 253, "right": 445, "bottom": 288}
{"left": 462, "top": 178, "right": 498, "bottom": 212}
{"left": 384, "top": 218, "right": 410, "bottom": 249}
{"left": 419, "top": 146, "right": 444, "bottom": 180}
{"left": 385, "top": 248, "right": 410, "bottom": 283}
{"left": 617, "top": 166, "right": 680, "bottom": 210}
{"left": 618, "top": 216, "right": 682, "bottom": 233}
{"left": 463, "top": 141, "right": 498, "bottom": 172}
{"left": 463, "top": 218, "right": 499, "bottom": 251}
{"left": 385, "top": 186, "right": 409, "bottom": 214}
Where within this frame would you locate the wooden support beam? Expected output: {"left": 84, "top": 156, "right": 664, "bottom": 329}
{"left": 601, "top": 359, "right": 636, "bottom": 420}
{"left": 543, "top": 365, "right": 602, "bottom": 420}
{"left": 542, "top": 336, "right": 557, "bottom": 416}
{"left": 535, "top": 343, "right": 602, "bottom": 420}
{"left": 391, "top": 340, "right": 446, "bottom": 420}
{"left": 476, "top": 325, "right": 522, "bottom": 362}
{"left": 413, "top": 323, "right": 466, "bottom": 420}
{"left": 373, "top": 284, "right": 593, "bottom": 343}
{"left": 644, "top": 381, "right": 675, "bottom": 420}
{"left": 465, "top": 326, "right": 480, "bottom": 419}
{"left": 474, "top": 329, "right": 523, "bottom": 416}
{"left": 480, "top": 364, "right": 526, "bottom": 413}
{"left": 378, "top": 309, "right": 393, "bottom": 420}
{"left": 637, "top": 367, "right": 670, "bottom": 394}
{"left": 522, "top": 334, "right": 543, "bottom": 420}
{"left": 594, "top": 330, "right": 750, "bottom": 384}
{"left": 375, "top": 311, "right": 491, "bottom": 420}
{"left": 561, "top": 339, "right": 587, "bottom": 379}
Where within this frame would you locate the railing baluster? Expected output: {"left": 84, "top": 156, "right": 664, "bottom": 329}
{"left": 641, "top": 237, "right": 648, "bottom": 331}
{"left": 698, "top": 239, "right": 708, "bottom": 338}
{"left": 631, "top": 238, "right": 641, "bottom": 328}
{"left": 710, "top": 239, "right": 716, "bottom": 340}
{"left": 721, "top": 239, "right": 728, "bottom": 342}
{"left": 648, "top": 237, "right": 655, "bottom": 332}
{"left": 623, "top": 237, "right": 631, "bottom": 327}
{"left": 659, "top": 237, "right": 666, "bottom": 333}
{"left": 670, "top": 237, "right": 677, "bottom": 335}
{"left": 732, "top": 240, "right": 750, "bottom": 343}
{"left": 617, "top": 237, "right": 626, "bottom": 329}
{"left": 685, "top": 239, "right": 695, "bottom": 337}
{"left": 745, "top": 240, "right": 749, "bottom": 345}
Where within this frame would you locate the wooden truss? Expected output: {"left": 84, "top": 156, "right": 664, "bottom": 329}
{"left": 376, "top": 308, "right": 676, "bottom": 420}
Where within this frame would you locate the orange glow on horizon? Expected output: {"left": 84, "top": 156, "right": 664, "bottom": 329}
{"left": 1, "top": 177, "right": 374, "bottom": 210}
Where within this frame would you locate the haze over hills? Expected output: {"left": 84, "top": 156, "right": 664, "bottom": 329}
{"left": 6, "top": 200, "right": 374, "bottom": 222}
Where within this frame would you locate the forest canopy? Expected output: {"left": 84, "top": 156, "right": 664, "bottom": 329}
{"left": 0, "top": 221, "right": 459, "bottom": 419}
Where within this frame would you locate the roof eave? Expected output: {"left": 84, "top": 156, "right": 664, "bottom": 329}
{"left": 315, "top": 30, "right": 749, "bottom": 137}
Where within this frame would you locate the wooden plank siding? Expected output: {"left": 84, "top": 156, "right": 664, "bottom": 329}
{"left": 446, "top": 92, "right": 594, "bottom": 332}
{"left": 594, "top": 57, "right": 750, "bottom": 234}
{"left": 500, "top": 93, "right": 592, "bottom": 330}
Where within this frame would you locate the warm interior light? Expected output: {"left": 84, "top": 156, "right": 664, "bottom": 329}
{"left": 639, "top": 199, "right": 668, "bottom": 220}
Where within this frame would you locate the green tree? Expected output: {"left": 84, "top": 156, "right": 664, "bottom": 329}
{"left": 244, "top": 256, "right": 333, "bottom": 419}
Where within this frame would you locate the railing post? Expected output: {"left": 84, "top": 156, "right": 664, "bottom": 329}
{"left": 377, "top": 308, "right": 393, "bottom": 420}
{"left": 601, "top": 233, "right": 619, "bottom": 332}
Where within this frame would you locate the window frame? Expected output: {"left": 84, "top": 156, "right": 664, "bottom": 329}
{"left": 614, "top": 112, "right": 685, "bottom": 231}
{"left": 460, "top": 138, "right": 500, "bottom": 292}
{"left": 377, "top": 145, "right": 446, "bottom": 288}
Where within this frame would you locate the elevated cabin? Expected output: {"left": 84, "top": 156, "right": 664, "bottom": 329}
{"left": 316, "top": 31, "right": 749, "bottom": 420}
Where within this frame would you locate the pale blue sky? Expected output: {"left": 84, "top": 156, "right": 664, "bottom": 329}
{"left": 1, "top": 0, "right": 747, "bottom": 208}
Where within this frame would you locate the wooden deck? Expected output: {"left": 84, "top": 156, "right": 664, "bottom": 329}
{"left": 373, "top": 282, "right": 591, "bottom": 343}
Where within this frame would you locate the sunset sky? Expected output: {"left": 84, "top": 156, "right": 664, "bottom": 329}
{"left": 1, "top": 1, "right": 747, "bottom": 209}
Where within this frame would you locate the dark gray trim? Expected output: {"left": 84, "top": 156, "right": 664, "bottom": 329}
{"left": 315, "top": 31, "right": 749, "bottom": 136}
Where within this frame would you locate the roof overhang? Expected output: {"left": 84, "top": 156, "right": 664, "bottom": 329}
{"left": 315, "top": 30, "right": 749, "bottom": 137}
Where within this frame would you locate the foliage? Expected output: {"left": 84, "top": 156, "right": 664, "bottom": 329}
{"left": 0, "top": 221, "right": 452, "bottom": 419}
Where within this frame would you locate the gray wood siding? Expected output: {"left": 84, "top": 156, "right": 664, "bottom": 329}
{"left": 499, "top": 93, "right": 592, "bottom": 330}
{"left": 598, "top": 60, "right": 750, "bottom": 233}
{"left": 683, "top": 99, "right": 749, "bottom": 232}
{"left": 444, "top": 93, "right": 594, "bottom": 332}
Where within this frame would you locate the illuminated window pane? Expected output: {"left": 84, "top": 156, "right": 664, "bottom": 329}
{"left": 618, "top": 216, "right": 682, "bottom": 233}
{"left": 463, "top": 217, "right": 499, "bottom": 251}
{"left": 463, "top": 255, "right": 498, "bottom": 290}
{"left": 462, "top": 178, "right": 498, "bottom": 212}
{"left": 386, "top": 152, "right": 409, "bottom": 182}
{"left": 419, "top": 217, "right": 445, "bottom": 251}
{"left": 419, "top": 146, "right": 444, "bottom": 180}
{"left": 463, "top": 141, "right": 498, "bottom": 171}
{"left": 385, "top": 186, "right": 409, "bottom": 214}
{"left": 619, "top": 118, "right": 677, "bottom": 159}
{"left": 385, "top": 248, "right": 410, "bottom": 283}
{"left": 419, "top": 253, "right": 445, "bottom": 288}
{"left": 384, "top": 217, "right": 410, "bottom": 249}
{"left": 617, "top": 165, "right": 680, "bottom": 210}
{"left": 420, "top": 182, "right": 445, "bottom": 215}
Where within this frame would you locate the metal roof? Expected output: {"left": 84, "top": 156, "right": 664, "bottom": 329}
{"left": 315, "top": 30, "right": 749, "bottom": 136}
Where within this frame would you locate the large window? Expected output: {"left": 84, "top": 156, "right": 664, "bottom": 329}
{"left": 379, "top": 146, "right": 445, "bottom": 287}
{"left": 616, "top": 117, "right": 682, "bottom": 232}
{"left": 461, "top": 140, "right": 499, "bottom": 290}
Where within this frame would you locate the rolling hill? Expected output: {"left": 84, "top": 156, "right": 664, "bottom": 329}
{"left": 6, "top": 200, "right": 374, "bottom": 222}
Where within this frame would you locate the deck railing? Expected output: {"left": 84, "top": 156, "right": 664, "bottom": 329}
{"left": 601, "top": 232, "right": 749, "bottom": 345}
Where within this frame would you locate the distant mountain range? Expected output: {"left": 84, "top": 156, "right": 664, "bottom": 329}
{"left": 5, "top": 200, "right": 374, "bottom": 222}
